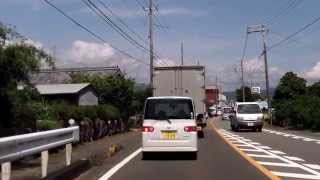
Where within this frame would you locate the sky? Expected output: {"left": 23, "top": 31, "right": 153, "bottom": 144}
{"left": 1, "top": 0, "right": 320, "bottom": 91}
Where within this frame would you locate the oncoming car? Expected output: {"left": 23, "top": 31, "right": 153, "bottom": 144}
{"left": 142, "top": 96, "right": 198, "bottom": 159}
{"left": 230, "top": 102, "right": 264, "bottom": 132}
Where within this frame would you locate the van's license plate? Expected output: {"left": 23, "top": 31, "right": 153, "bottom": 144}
{"left": 162, "top": 131, "right": 176, "bottom": 140}
{"left": 248, "top": 123, "right": 254, "bottom": 126}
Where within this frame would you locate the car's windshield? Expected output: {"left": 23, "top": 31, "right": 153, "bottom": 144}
{"left": 144, "top": 99, "right": 194, "bottom": 120}
{"left": 237, "top": 104, "right": 261, "bottom": 114}
{"left": 223, "top": 108, "right": 232, "bottom": 113}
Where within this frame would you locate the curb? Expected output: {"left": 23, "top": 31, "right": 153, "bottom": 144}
{"left": 43, "top": 159, "right": 91, "bottom": 180}
{"left": 209, "top": 120, "right": 281, "bottom": 180}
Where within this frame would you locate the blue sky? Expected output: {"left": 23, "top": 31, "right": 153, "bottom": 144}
{"left": 1, "top": 0, "right": 320, "bottom": 91}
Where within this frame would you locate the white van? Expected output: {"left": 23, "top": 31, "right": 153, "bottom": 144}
{"left": 230, "top": 102, "right": 264, "bottom": 132}
{"left": 142, "top": 96, "right": 198, "bottom": 159}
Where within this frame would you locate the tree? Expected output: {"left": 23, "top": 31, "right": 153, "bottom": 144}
{"left": 236, "top": 86, "right": 262, "bottom": 102}
{"left": 273, "top": 72, "right": 306, "bottom": 101}
{"left": 0, "top": 22, "right": 53, "bottom": 136}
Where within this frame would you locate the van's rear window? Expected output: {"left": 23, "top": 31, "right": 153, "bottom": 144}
{"left": 144, "top": 99, "right": 194, "bottom": 120}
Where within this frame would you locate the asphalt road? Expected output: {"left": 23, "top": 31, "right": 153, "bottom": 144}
{"left": 96, "top": 120, "right": 268, "bottom": 180}
{"left": 216, "top": 117, "right": 320, "bottom": 180}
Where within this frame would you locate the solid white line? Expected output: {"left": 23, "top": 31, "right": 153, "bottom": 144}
{"left": 98, "top": 148, "right": 142, "bottom": 180}
{"left": 269, "top": 150, "right": 286, "bottom": 155}
{"left": 283, "top": 156, "right": 305, "bottom": 162}
{"left": 317, "top": 141, "right": 320, "bottom": 144}
{"left": 271, "top": 171, "right": 320, "bottom": 179}
{"left": 258, "top": 161, "right": 297, "bottom": 167}
{"left": 303, "top": 138, "right": 315, "bottom": 142}
{"left": 247, "top": 154, "right": 276, "bottom": 159}
{"left": 303, "top": 164, "right": 320, "bottom": 170}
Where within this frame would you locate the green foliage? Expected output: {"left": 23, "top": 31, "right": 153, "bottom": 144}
{"left": 274, "top": 72, "right": 306, "bottom": 101}
{"left": 236, "top": 86, "right": 262, "bottom": 102}
{"left": 0, "top": 22, "right": 54, "bottom": 135}
{"left": 272, "top": 72, "right": 320, "bottom": 130}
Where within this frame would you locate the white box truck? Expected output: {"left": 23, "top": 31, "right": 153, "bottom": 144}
{"left": 153, "top": 66, "right": 206, "bottom": 137}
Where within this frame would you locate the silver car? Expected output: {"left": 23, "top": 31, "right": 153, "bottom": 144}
{"left": 230, "top": 102, "right": 264, "bottom": 132}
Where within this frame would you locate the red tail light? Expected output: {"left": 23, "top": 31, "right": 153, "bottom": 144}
{"left": 142, "top": 126, "right": 154, "bottom": 132}
{"left": 184, "top": 126, "right": 197, "bottom": 132}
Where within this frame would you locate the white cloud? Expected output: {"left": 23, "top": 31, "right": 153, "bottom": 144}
{"left": 61, "top": 40, "right": 115, "bottom": 66}
{"left": 244, "top": 57, "right": 264, "bottom": 73}
{"left": 304, "top": 62, "right": 320, "bottom": 80}
{"left": 24, "top": 39, "right": 44, "bottom": 49}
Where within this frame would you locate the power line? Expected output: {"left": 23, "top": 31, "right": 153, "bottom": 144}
{"left": 265, "top": 0, "right": 303, "bottom": 26}
{"left": 83, "top": 0, "right": 167, "bottom": 66}
{"left": 96, "top": 0, "right": 148, "bottom": 44}
{"left": 43, "top": 0, "right": 149, "bottom": 66}
{"left": 268, "top": 14, "right": 320, "bottom": 51}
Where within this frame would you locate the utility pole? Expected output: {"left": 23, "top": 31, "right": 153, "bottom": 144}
{"left": 148, "top": 0, "right": 154, "bottom": 90}
{"left": 241, "top": 59, "right": 245, "bottom": 102}
{"left": 181, "top": 42, "right": 184, "bottom": 66}
{"left": 261, "top": 26, "right": 271, "bottom": 125}
{"left": 247, "top": 24, "right": 271, "bottom": 124}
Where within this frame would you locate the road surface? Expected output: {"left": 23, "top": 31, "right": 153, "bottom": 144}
{"left": 90, "top": 118, "right": 268, "bottom": 180}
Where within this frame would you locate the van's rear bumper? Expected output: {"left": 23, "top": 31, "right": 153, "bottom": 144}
{"left": 142, "top": 146, "right": 197, "bottom": 152}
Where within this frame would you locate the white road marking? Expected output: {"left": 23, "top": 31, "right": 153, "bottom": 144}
{"left": 249, "top": 142, "right": 261, "bottom": 145}
{"left": 257, "top": 146, "right": 272, "bottom": 150}
{"left": 263, "top": 129, "right": 320, "bottom": 144}
{"left": 303, "top": 164, "right": 320, "bottom": 170}
{"left": 271, "top": 172, "right": 320, "bottom": 180}
{"left": 283, "top": 156, "right": 305, "bottom": 162}
{"left": 247, "top": 154, "right": 276, "bottom": 159}
{"left": 258, "top": 161, "right": 297, "bottom": 167}
{"left": 269, "top": 150, "right": 286, "bottom": 155}
{"left": 293, "top": 136, "right": 302, "bottom": 139}
{"left": 98, "top": 148, "right": 142, "bottom": 180}
{"left": 239, "top": 148, "right": 262, "bottom": 152}
{"left": 235, "top": 144, "right": 252, "bottom": 147}
{"left": 219, "top": 129, "right": 320, "bottom": 178}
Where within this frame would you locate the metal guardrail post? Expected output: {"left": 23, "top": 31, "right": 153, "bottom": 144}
{"left": 0, "top": 126, "right": 79, "bottom": 180}
{"left": 41, "top": 151, "right": 49, "bottom": 178}
{"left": 66, "top": 143, "right": 72, "bottom": 166}
{"left": 1, "top": 162, "right": 11, "bottom": 180}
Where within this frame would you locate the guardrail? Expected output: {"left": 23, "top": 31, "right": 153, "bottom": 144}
{"left": 0, "top": 126, "right": 79, "bottom": 180}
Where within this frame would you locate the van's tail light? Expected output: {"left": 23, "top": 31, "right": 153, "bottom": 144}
{"left": 184, "top": 126, "right": 197, "bottom": 132}
{"left": 142, "top": 126, "right": 154, "bottom": 132}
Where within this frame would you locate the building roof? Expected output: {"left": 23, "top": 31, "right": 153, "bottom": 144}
{"left": 35, "top": 83, "right": 91, "bottom": 95}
